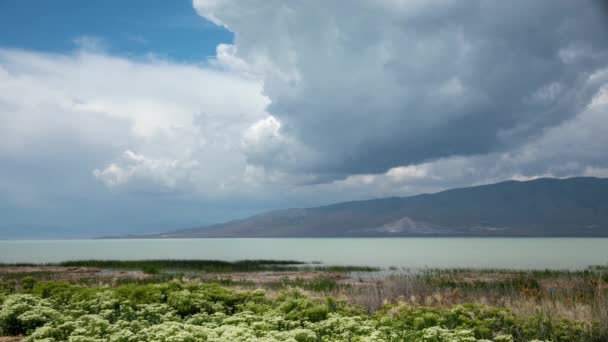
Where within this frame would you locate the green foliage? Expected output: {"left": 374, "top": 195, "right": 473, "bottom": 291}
{"left": 0, "top": 280, "right": 17, "bottom": 295}
{"left": 0, "top": 281, "right": 601, "bottom": 341}
{"left": 265, "top": 277, "right": 341, "bottom": 293}
{"left": 518, "top": 315, "right": 598, "bottom": 342}
{"left": 377, "top": 303, "right": 600, "bottom": 342}
{"left": 142, "top": 264, "right": 161, "bottom": 275}
{"left": 20, "top": 276, "right": 37, "bottom": 292}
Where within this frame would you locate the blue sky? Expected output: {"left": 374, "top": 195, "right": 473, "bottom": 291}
{"left": 1, "top": 1, "right": 607, "bottom": 238}
{"left": 0, "top": 0, "right": 232, "bottom": 61}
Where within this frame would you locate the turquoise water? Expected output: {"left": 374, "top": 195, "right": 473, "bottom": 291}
{"left": 1, "top": 238, "right": 607, "bottom": 269}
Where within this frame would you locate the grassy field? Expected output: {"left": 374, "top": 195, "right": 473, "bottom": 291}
{"left": 1, "top": 260, "right": 607, "bottom": 341}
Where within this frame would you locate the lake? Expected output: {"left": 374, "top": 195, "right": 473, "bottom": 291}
{"left": 1, "top": 238, "right": 607, "bottom": 269}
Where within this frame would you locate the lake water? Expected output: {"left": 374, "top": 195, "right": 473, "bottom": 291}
{"left": 1, "top": 238, "right": 607, "bottom": 269}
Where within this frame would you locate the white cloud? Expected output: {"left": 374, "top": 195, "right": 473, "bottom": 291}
{"left": 73, "top": 36, "right": 107, "bottom": 52}
{"left": 0, "top": 48, "right": 269, "bottom": 197}
{"left": 93, "top": 150, "right": 200, "bottom": 191}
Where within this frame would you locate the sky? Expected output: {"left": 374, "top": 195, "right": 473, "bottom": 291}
{"left": 1, "top": 0, "right": 608, "bottom": 238}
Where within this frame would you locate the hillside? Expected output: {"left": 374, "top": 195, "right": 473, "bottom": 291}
{"left": 155, "top": 177, "right": 608, "bottom": 237}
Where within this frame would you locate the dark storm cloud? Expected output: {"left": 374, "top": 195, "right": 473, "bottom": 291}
{"left": 196, "top": 0, "right": 608, "bottom": 177}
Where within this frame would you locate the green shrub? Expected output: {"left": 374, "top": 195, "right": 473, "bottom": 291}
{"left": 20, "top": 276, "right": 37, "bottom": 292}
{"left": 0, "top": 280, "right": 17, "bottom": 295}
{"left": 142, "top": 265, "right": 160, "bottom": 275}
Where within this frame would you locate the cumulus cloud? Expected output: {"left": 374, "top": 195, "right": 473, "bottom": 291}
{"left": 0, "top": 47, "right": 270, "bottom": 197}
{"left": 194, "top": 0, "right": 608, "bottom": 177}
{"left": 0, "top": 46, "right": 277, "bottom": 234}
{"left": 93, "top": 150, "right": 201, "bottom": 191}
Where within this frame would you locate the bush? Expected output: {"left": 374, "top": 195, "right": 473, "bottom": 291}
{"left": 142, "top": 265, "right": 161, "bottom": 275}
{"left": 20, "top": 276, "right": 37, "bottom": 292}
{"left": 0, "top": 294, "right": 61, "bottom": 335}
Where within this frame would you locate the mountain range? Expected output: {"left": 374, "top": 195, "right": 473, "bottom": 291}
{"left": 142, "top": 177, "right": 608, "bottom": 238}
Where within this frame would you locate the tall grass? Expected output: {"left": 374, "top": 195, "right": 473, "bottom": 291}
{"left": 323, "top": 266, "right": 608, "bottom": 340}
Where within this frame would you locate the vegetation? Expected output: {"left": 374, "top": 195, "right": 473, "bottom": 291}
{"left": 0, "top": 281, "right": 602, "bottom": 341}
{"left": 1, "top": 261, "right": 607, "bottom": 341}
{"left": 0, "top": 260, "right": 378, "bottom": 274}
{"left": 58, "top": 259, "right": 308, "bottom": 272}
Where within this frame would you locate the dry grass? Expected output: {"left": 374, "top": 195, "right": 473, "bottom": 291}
{"left": 0, "top": 337, "right": 22, "bottom": 342}
{"left": 321, "top": 268, "right": 608, "bottom": 340}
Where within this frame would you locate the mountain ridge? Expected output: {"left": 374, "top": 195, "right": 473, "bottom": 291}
{"left": 141, "top": 177, "right": 608, "bottom": 238}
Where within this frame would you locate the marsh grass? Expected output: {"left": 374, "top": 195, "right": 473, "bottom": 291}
{"left": 0, "top": 259, "right": 379, "bottom": 273}
{"left": 297, "top": 265, "right": 380, "bottom": 272}
{"left": 322, "top": 266, "right": 608, "bottom": 340}
{"left": 58, "top": 259, "right": 308, "bottom": 272}
{"left": 264, "top": 277, "right": 343, "bottom": 292}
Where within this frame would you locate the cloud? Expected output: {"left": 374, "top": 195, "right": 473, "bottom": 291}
{"left": 303, "top": 75, "right": 608, "bottom": 201}
{"left": 73, "top": 36, "right": 108, "bottom": 52}
{"left": 2, "top": 1, "right": 608, "bottom": 236}
{"left": 0, "top": 48, "right": 270, "bottom": 197}
{"left": 0, "top": 47, "right": 274, "bottom": 234}
{"left": 194, "top": 0, "right": 608, "bottom": 178}
{"left": 93, "top": 150, "right": 201, "bottom": 192}
{"left": 3, "top": 2, "right": 605, "bottom": 202}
